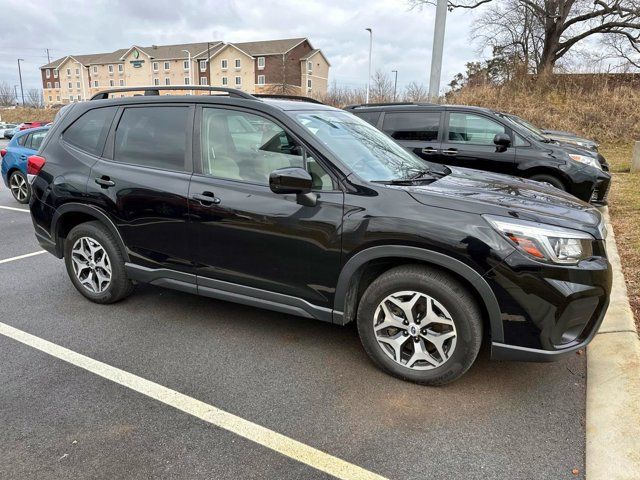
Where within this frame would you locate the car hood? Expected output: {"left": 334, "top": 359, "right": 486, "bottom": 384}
{"left": 405, "top": 167, "right": 604, "bottom": 238}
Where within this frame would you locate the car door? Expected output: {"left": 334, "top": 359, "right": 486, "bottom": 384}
{"left": 440, "top": 111, "right": 516, "bottom": 174}
{"left": 380, "top": 109, "right": 443, "bottom": 161}
{"left": 9, "top": 131, "right": 42, "bottom": 173}
{"left": 190, "top": 105, "right": 344, "bottom": 308}
{"left": 85, "top": 104, "right": 194, "bottom": 273}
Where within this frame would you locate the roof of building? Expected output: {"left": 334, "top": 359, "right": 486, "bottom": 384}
{"left": 300, "top": 48, "right": 331, "bottom": 66}
{"left": 232, "top": 38, "right": 308, "bottom": 56}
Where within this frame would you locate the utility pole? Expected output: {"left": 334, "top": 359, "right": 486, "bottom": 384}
{"left": 392, "top": 70, "right": 398, "bottom": 101}
{"left": 46, "top": 48, "right": 51, "bottom": 63}
{"left": 365, "top": 28, "right": 372, "bottom": 103}
{"left": 17, "top": 59, "right": 25, "bottom": 106}
{"left": 428, "top": 0, "right": 447, "bottom": 100}
{"left": 14, "top": 85, "right": 19, "bottom": 106}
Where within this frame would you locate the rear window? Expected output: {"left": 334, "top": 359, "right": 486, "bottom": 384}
{"left": 353, "top": 110, "right": 381, "bottom": 127}
{"left": 382, "top": 111, "right": 440, "bottom": 142}
{"left": 63, "top": 107, "right": 117, "bottom": 155}
{"left": 113, "top": 106, "right": 189, "bottom": 171}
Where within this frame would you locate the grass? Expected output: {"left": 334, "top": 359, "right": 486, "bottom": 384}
{"left": 600, "top": 142, "right": 640, "bottom": 331}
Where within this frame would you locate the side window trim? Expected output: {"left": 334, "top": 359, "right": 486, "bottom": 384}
{"left": 443, "top": 110, "right": 512, "bottom": 146}
{"left": 194, "top": 104, "right": 342, "bottom": 192}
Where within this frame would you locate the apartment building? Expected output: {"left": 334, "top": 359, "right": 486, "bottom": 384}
{"left": 40, "top": 38, "right": 330, "bottom": 106}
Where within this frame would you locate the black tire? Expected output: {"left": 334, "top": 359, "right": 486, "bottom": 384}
{"left": 64, "top": 221, "right": 134, "bottom": 304}
{"left": 9, "top": 170, "right": 30, "bottom": 204}
{"left": 357, "top": 265, "right": 482, "bottom": 386}
{"left": 529, "top": 173, "right": 566, "bottom": 191}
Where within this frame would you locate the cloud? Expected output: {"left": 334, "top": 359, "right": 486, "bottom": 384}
{"left": 0, "top": 0, "right": 482, "bottom": 95}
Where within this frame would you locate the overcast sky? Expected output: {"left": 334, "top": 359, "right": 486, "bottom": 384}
{"left": 0, "top": 0, "right": 484, "bottom": 95}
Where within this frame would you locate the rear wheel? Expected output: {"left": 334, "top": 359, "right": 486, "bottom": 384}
{"left": 64, "top": 221, "right": 134, "bottom": 304}
{"left": 357, "top": 265, "right": 483, "bottom": 386}
{"left": 529, "top": 173, "right": 566, "bottom": 191}
{"left": 9, "top": 171, "right": 30, "bottom": 204}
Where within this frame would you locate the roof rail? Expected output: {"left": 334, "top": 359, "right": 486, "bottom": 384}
{"left": 253, "top": 94, "right": 324, "bottom": 105}
{"left": 344, "top": 102, "right": 437, "bottom": 109}
{"left": 90, "top": 86, "right": 256, "bottom": 101}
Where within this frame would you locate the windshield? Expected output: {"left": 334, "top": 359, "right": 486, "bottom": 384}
{"left": 499, "top": 113, "right": 548, "bottom": 142}
{"left": 292, "top": 110, "right": 431, "bottom": 182}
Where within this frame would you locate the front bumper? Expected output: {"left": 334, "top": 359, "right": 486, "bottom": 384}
{"left": 590, "top": 174, "right": 611, "bottom": 206}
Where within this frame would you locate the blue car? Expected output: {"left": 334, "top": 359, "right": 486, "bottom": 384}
{"left": 1, "top": 126, "right": 49, "bottom": 204}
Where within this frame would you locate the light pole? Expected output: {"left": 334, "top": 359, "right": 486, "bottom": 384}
{"left": 17, "top": 59, "right": 25, "bottom": 106}
{"left": 182, "top": 49, "right": 193, "bottom": 95}
{"left": 365, "top": 28, "right": 372, "bottom": 104}
{"left": 392, "top": 70, "right": 398, "bottom": 102}
{"left": 14, "top": 85, "right": 19, "bottom": 106}
{"left": 428, "top": 0, "right": 448, "bottom": 100}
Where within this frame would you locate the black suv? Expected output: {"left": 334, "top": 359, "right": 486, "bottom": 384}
{"left": 28, "top": 87, "right": 611, "bottom": 385}
{"left": 347, "top": 103, "right": 611, "bottom": 205}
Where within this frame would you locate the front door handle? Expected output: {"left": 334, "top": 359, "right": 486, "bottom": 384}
{"left": 442, "top": 148, "right": 458, "bottom": 156}
{"left": 95, "top": 176, "right": 115, "bottom": 188}
{"left": 191, "top": 191, "right": 221, "bottom": 206}
{"left": 421, "top": 147, "right": 438, "bottom": 155}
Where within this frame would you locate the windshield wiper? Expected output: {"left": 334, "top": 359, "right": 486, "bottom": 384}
{"left": 372, "top": 169, "right": 437, "bottom": 185}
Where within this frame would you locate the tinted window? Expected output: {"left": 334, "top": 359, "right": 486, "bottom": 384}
{"left": 201, "top": 108, "right": 333, "bottom": 190}
{"left": 17, "top": 134, "right": 28, "bottom": 146}
{"left": 382, "top": 111, "right": 440, "bottom": 141}
{"left": 447, "top": 113, "right": 505, "bottom": 144}
{"left": 354, "top": 111, "right": 381, "bottom": 127}
{"left": 26, "top": 130, "right": 47, "bottom": 150}
{"left": 114, "top": 106, "right": 189, "bottom": 171}
{"left": 64, "top": 107, "right": 117, "bottom": 155}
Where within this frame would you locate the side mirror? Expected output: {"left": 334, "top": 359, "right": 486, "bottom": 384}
{"left": 269, "top": 167, "right": 313, "bottom": 195}
{"left": 493, "top": 133, "right": 512, "bottom": 148}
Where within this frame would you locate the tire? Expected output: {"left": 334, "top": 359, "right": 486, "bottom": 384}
{"left": 357, "top": 265, "right": 483, "bottom": 386}
{"left": 64, "top": 221, "right": 134, "bottom": 304}
{"left": 529, "top": 173, "right": 566, "bottom": 191}
{"left": 9, "top": 170, "right": 30, "bottom": 204}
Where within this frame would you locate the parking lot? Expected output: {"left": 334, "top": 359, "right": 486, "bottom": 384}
{"left": 0, "top": 180, "right": 588, "bottom": 480}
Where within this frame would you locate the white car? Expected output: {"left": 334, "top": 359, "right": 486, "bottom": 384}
{"left": 0, "top": 124, "right": 17, "bottom": 139}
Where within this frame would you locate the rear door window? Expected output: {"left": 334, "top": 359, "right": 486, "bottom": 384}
{"left": 114, "top": 106, "right": 189, "bottom": 171}
{"left": 26, "top": 130, "right": 47, "bottom": 150}
{"left": 382, "top": 111, "right": 441, "bottom": 141}
{"left": 63, "top": 107, "right": 117, "bottom": 155}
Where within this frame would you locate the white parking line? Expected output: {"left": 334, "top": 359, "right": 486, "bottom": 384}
{"left": 0, "top": 321, "right": 389, "bottom": 480}
{"left": 0, "top": 251, "right": 46, "bottom": 265}
{"left": 0, "top": 205, "right": 30, "bottom": 213}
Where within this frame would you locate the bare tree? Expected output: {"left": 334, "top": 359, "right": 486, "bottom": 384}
{"left": 403, "top": 82, "right": 430, "bottom": 102}
{"left": 410, "top": 0, "right": 640, "bottom": 73}
{"left": 0, "top": 81, "right": 16, "bottom": 107}
{"left": 370, "top": 70, "right": 394, "bottom": 102}
{"left": 25, "top": 88, "right": 44, "bottom": 108}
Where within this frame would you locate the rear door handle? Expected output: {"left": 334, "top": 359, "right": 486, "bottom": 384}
{"left": 421, "top": 147, "right": 439, "bottom": 155}
{"left": 191, "top": 191, "right": 221, "bottom": 206}
{"left": 20, "top": 155, "right": 27, "bottom": 160}
{"left": 95, "top": 176, "right": 115, "bottom": 188}
{"left": 442, "top": 148, "right": 458, "bottom": 156}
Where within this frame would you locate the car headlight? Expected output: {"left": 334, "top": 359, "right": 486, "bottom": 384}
{"left": 484, "top": 215, "right": 594, "bottom": 265}
{"left": 568, "top": 153, "right": 601, "bottom": 170}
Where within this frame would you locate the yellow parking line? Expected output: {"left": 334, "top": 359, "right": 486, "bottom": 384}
{"left": 0, "top": 321, "right": 390, "bottom": 480}
{"left": 0, "top": 250, "right": 46, "bottom": 265}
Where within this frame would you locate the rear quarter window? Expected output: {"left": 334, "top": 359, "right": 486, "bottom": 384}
{"left": 63, "top": 107, "right": 117, "bottom": 156}
{"left": 352, "top": 110, "right": 381, "bottom": 127}
{"left": 382, "top": 111, "right": 441, "bottom": 141}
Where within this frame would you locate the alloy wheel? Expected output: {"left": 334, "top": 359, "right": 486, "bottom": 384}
{"left": 9, "top": 173, "right": 28, "bottom": 202}
{"left": 373, "top": 290, "right": 457, "bottom": 370}
{"left": 71, "top": 237, "right": 112, "bottom": 293}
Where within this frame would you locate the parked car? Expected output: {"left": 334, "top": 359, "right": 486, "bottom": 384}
{"left": 28, "top": 87, "right": 611, "bottom": 385}
{"left": 19, "top": 121, "right": 46, "bottom": 131}
{"left": 4, "top": 124, "right": 22, "bottom": 139}
{"left": 1, "top": 126, "right": 49, "bottom": 203}
{"left": 0, "top": 124, "right": 17, "bottom": 138}
{"left": 346, "top": 103, "right": 611, "bottom": 205}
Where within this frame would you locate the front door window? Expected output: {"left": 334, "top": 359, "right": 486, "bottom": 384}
{"left": 447, "top": 113, "right": 505, "bottom": 145}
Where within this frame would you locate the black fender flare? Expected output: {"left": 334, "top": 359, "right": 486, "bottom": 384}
{"left": 332, "top": 245, "right": 504, "bottom": 343}
{"left": 51, "top": 202, "right": 129, "bottom": 262}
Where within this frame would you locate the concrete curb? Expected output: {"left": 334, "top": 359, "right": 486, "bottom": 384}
{"left": 586, "top": 207, "right": 640, "bottom": 480}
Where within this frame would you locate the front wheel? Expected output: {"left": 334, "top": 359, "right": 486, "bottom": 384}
{"left": 9, "top": 171, "right": 30, "bottom": 204}
{"left": 357, "top": 265, "right": 483, "bottom": 386}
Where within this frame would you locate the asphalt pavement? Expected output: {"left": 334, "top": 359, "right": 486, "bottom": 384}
{"left": 0, "top": 185, "right": 587, "bottom": 480}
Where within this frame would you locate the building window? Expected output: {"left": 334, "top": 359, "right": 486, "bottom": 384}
{"left": 164, "top": 61, "right": 170, "bottom": 70}
{"left": 221, "top": 76, "right": 228, "bottom": 86}
{"left": 154, "top": 78, "right": 160, "bottom": 86}
{"left": 56, "top": 95, "right": 60, "bottom": 101}
{"left": 108, "top": 64, "right": 114, "bottom": 73}
{"left": 46, "top": 69, "right": 51, "bottom": 78}
{"left": 183, "top": 60, "right": 190, "bottom": 70}
{"left": 199, "top": 60, "right": 207, "bottom": 72}
{"left": 119, "top": 79, "right": 124, "bottom": 86}
{"left": 200, "top": 76, "right": 208, "bottom": 85}
{"left": 68, "top": 82, "right": 72, "bottom": 89}
{"left": 221, "top": 59, "right": 228, "bottom": 70}
{"left": 118, "top": 64, "right": 123, "bottom": 72}
{"left": 47, "top": 82, "right": 52, "bottom": 88}
{"left": 93, "top": 66, "right": 97, "bottom": 73}
{"left": 257, "top": 75, "right": 265, "bottom": 85}
{"left": 257, "top": 57, "right": 265, "bottom": 70}
{"left": 54, "top": 81, "right": 59, "bottom": 88}
{"left": 93, "top": 80, "right": 98, "bottom": 87}
{"left": 235, "top": 76, "right": 241, "bottom": 86}
{"left": 165, "top": 77, "right": 171, "bottom": 85}
{"left": 54, "top": 69, "right": 58, "bottom": 78}
{"left": 307, "top": 79, "right": 312, "bottom": 89}
{"left": 109, "top": 80, "right": 114, "bottom": 87}
{"left": 75, "top": 68, "right": 80, "bottom": 75}
{"left": 184, "top": 77, "right": 190, "bottom": 85}
{"left": 76, "top": 82, "right": 81, "bottom": 88}
{"left": 48, "top": 95, "right": 52, "bottom": 101}
{"left": 153, "top": 62, "right": 159, "bottom": 71}
{"left": 235, "top": 59, "right": 241, "bottom": 69}
{"left": 308, "top": 61, "right": 313, "bottom": 72}
{"left": 69, "top": 95, "right": 74, "bottom": 101}
{"left": 66, "top": 68, "right": 71, "bottom": 76}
